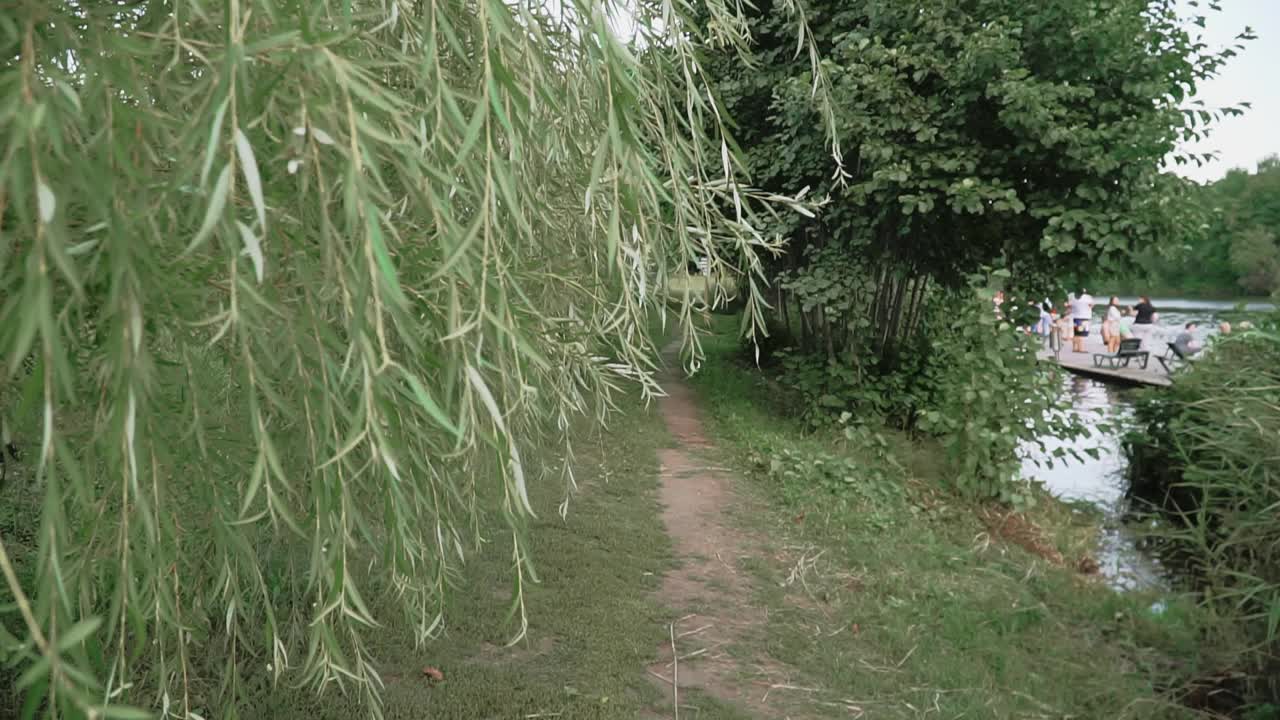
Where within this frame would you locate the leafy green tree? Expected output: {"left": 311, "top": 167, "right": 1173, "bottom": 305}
{"left": 1122, "top": 156, "right": 1280, "bottom": 298}
{"left": 704, "top": 0, "right": 1245, "bottom": 359}
{"left": 1230, "top": 227, "right": 1280, "bottom": 295}
{"left": 1221, "top": 156, "right": 1280, "bottom": 296}
{"left": 693, "top": 0, "right": 1245, "bottom": 501}
{"left": 1227, "top": 155, "right": 1280, "bottom": 231}
{"left": 0, "top": 0, "right": 824, "bottom": 715}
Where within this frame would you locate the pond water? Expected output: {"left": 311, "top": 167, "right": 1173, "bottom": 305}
{"left": 1022, "top": 375, "right": 1164, "bottom": 590}
{"left": 1111, "top": 297, "right": 1273, "bottom": 346}
{"left": 1021, "top": 298, "right": 1272, "bottom": 591}
{"left": 1114, "top": 296, "right": 1275, "bottom": 313}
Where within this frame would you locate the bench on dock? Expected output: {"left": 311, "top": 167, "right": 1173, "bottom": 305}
{"left": 1093, "top": 338, "right": 1149, "bottom": 370}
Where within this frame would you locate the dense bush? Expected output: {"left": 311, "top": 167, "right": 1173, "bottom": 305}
{"left": 1126, "top": 323, "right": 1280, "bottom": 707}
{"left": 774, "top": 279, "right": 1084, "bottom": 503}
{"left": 773, "top": 346, "right": 927, "bottom": 431}
{"left": 914, "top": 290, "right": 1084, "bottom": 504}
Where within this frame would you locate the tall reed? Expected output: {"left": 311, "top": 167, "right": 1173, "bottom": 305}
{"left": 1127, "top": 321, "right": 1280, "bottom": 707}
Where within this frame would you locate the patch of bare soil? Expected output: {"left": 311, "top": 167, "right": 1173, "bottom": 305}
{"left": 977, "top": 505, "right": 1066, "bottom": 566}
{"left": 977, "top": 505, "right": 1103, "bottom": 577}
{"left": 645, "top": 346, "right": 817, "bottom": 719}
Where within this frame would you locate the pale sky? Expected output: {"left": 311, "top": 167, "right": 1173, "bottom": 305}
{"left": 1173, "top": 0, "right": 1280, "bottom": 183}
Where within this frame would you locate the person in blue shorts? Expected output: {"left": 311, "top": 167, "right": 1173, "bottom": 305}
{"left": 1068, "top": 290, "right": 1094, "bottom": 353}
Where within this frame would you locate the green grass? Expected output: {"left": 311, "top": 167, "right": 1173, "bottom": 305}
{"left": 686, "top": 321, "right": 1219, "bottom": 719}
{"left": 247, "top": 401, "right": 694, "bottom": 719}
{"left": 0, "top": 313, "right": 1230, "bottom": 719}
{"left": 0, "top": 358, "right": 748, "bottom": 718}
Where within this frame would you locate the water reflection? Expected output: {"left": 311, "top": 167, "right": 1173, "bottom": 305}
{"left": 1021, "top": 374, "right": 1165, "bottom": 591}
{"left": 1020, "top": 298, "right": 1268, "bottom": 591}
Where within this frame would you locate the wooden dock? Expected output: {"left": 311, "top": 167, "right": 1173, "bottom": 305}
{"left": 1037, "top": 333, "right": 1172, "bottom": 387}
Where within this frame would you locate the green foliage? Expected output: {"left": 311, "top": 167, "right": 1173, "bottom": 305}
{"left": 774, "top": 346, "right": 928, "bottom": 431}
{"left": 1230, "top": 227, "right": 1280, "bottom": 296}
{"left": 1126, "top": 322, "right": 1280, "bottom": 708}
{"left": 1107, "top": 155, "right": 1280, "bottom": 298}
{"left": 689, "top": 326, "right": 1229, "bottom": 719}
{"left": 0, "top": 0, "right": 824, "bottom": 716}
{"left": 1244, "top": 704, "right": 1280, "bottom": 720}
{"left": 703, "top": 0, "right": 1244, "bottom": 360}
{"left": 915, "top": 288, "right": 1086, "bottom": 504}
{"left": 1216, "top": 156, "right": 1280, "bottom": 297}
{"left": 777, "top": 246, "right": 868, "bottom": 338}
{"left": 749, "top": 418, "right": 905, "bottom": 528}
{"left": 772, "top": 275, "right": 1086, "bottom": 503}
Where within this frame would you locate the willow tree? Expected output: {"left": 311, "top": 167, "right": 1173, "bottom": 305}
{"left": 0, "top": 1, "right": 826, "bottom": 716}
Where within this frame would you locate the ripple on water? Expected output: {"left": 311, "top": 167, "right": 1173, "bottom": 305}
{"left": 1021, "top": 373, "right": 1166, "bottom": 591}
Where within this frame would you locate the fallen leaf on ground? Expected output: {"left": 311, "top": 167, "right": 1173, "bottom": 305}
{"left": 422, "top": 666, "right": 444, "bottom": 681}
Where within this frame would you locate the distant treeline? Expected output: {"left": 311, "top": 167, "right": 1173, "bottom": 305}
{"left": 1099, "top": 155, "right": 1280, "bottom": 298}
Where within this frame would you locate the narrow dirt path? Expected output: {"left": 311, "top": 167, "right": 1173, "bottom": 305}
{"left": 646, "top": 342, "right": 815, "bottom": 719}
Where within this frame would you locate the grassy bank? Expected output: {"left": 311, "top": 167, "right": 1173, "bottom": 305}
{"left": 252, "top": 401, "right": 688, "bottom": 720}
{"left": 687, "top": 325, "right": 1227, "bottom": 719}
{"left": 4, "top": 316, "right": 1251, "bottom": 718}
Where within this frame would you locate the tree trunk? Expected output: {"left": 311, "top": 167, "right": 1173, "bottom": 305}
{"left": 885, "top": 273, "right": 912, "bottom": 357}
{"left": 906, "top": 275, "right": 930, "bottom": 338}
{"left": 822, "top": 310, "right": 835, "bottom": 364}
{"left": 798, "top": 300, "right": 811, "bottom": 351}
{"left": 879, "top": 272, "right": 907, "bottom": 362}
{"left": 778, "top": 284, "right": 790, "bottom": 340}
{"left": 869, "top": 262, "right": 890, "bottom": 353}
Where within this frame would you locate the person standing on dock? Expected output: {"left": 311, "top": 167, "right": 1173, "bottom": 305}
{"left": 1055, "top": 305, "right": 1073, "bottom": 351}
{"left": 1102, "top": 296, "right": 1123, "bottom": 352}
{"left": 1069, "top": 289, "right": 1094, "bottom": 353}
{"left": 1132, "top": 295, "right": 1158, "bottom": 345}
{"left": 1036, "top": 300, "right": 1054, "bottom": 339}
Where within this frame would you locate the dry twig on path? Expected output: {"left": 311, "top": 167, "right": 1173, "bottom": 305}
{"left": 670, "top": 621, "right": 680, "bottom": 720}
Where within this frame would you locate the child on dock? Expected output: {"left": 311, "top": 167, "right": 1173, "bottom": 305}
{"left": 1119, "top": 307, "right": 1135, "bottom": 342}
{"left": 1056, "top": 306, "right": 1074, "bottom": 349}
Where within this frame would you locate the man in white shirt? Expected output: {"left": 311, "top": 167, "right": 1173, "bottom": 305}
{"left": 1069, "top": 289, "right": 1093, "bottom": 352}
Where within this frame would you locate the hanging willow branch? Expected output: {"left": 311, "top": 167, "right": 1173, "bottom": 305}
{"left": 0, "top": 0, "right": 836, "bottom": 716}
